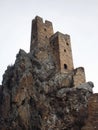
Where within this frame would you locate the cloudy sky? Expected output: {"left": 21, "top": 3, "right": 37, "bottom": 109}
{"left": 0, "top": 0, "right": 98, "bottom": 92}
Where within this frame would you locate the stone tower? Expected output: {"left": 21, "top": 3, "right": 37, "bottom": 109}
{"left": 30, "top": 16, "right": 74, "bottom": 73}
{"left": 50, "top": 32, "right": 74, "bottom": 73}
{"left": 30, "top": 16, "right": 53, "bottom": 50}
{"left": 30, "top": 16, "right": 53, "bottom": 62}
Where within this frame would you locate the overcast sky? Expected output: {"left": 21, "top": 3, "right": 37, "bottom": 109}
{"left": 0, "top": 0, "right": 98, "bottom": 92}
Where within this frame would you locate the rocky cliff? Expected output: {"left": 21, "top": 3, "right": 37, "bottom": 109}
{"left": 0, "top": 16, "right": 98, "bottom": 130}
{"left": 0, "top": 49, "right": 96, "bottom": 130}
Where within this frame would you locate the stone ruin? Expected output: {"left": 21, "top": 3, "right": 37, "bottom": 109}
{"left": 0, "top": 16, "right": 98, "bottom": 130}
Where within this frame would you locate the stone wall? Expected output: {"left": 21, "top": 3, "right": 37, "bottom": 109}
{"left": 81, "top": 94, "right": 98, "bottom": 130}
{"left": 50, "top": 32, "right": 60, "bottom": 73}
{"left": 58, "top": 33, "right": 74, "bottom": 72}
{"left": 73, "top": 67, "right": 86, "bottom": 87}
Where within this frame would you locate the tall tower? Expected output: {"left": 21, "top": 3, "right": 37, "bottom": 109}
{"left": 50, "top": 32, "right": 74, "bottom": 73}
{"left": 30, "top": 16, "right": 54, "bottom": 62}
{"left": 30, "top": 16, "right": 53, "bottom": 50}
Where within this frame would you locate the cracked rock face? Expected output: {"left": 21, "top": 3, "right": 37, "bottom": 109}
{"left": 0, "top": 49, "right": 94, "bottom": 130}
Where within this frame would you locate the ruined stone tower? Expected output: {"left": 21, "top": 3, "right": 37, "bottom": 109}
{"left": 50, "top": 32, "right": 74, "bottom": 73}
{"left": 30, "top": 16, "right": 53, "bottom": 50}
{"left": 30, "top": 16, "right": 54, "bottom": 63}
{"left": 30, "top": 16, "right": 74, "bottom": 73}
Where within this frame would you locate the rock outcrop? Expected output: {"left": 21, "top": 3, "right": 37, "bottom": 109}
{"left": 0, "top": 16, "right": 98, "bottom": 130}
{"left": 0, "top": 49, "right": 95, "bottom": 130}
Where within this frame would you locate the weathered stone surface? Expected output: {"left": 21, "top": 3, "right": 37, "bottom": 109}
{"left": 0, "top": 16, "right": 97, "bottom": 130}
{"left": 77, "top": 81, "right": 94, "bottom": 92}
{"left": 0, "top": 49, "right": 94, "bottom": 130}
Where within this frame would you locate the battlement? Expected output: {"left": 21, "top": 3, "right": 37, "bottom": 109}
{"left": 50, "top": 31, "right": 70, "bottom": 40}
{"left": 35, "top": 16, "right": 43, "bottom": 22}
{"left": 35, "top": 16, "right": 53, "bottom": 27}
